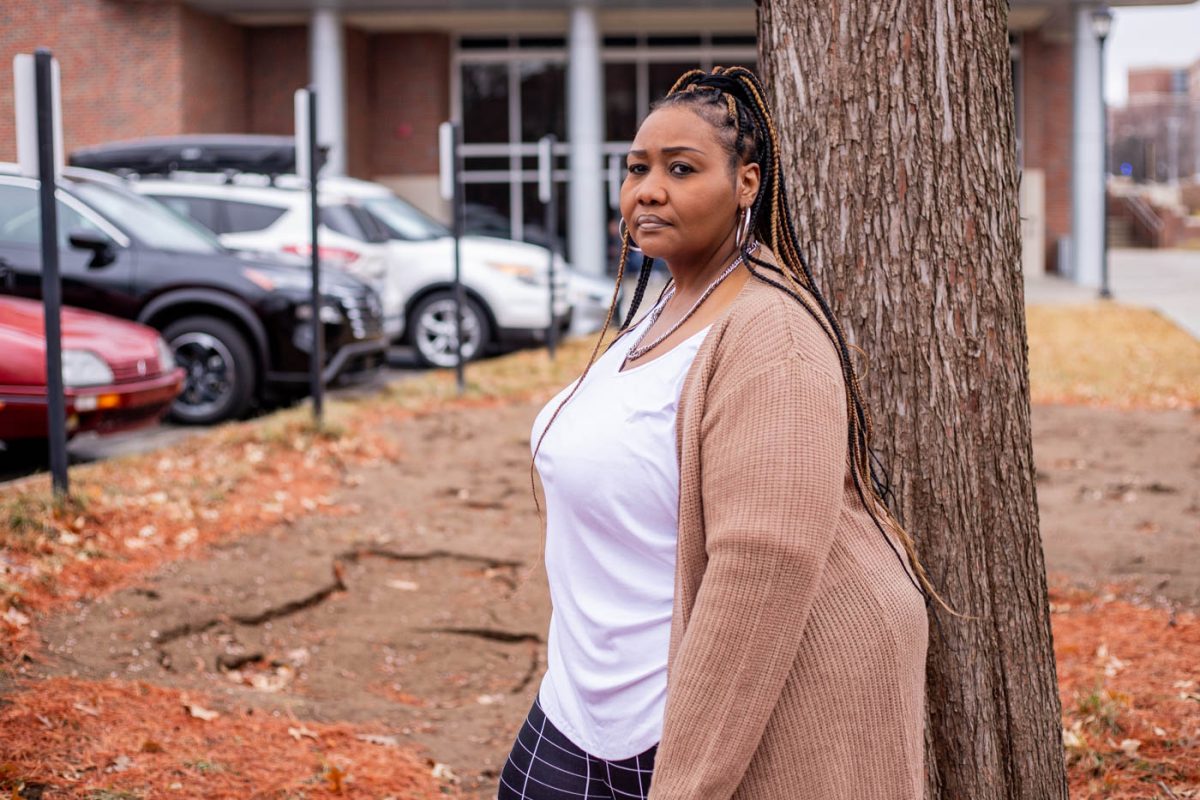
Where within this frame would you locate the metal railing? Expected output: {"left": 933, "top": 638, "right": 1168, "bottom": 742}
{"left": 1122, "top": 194, "right": 1165, "bottom": 247}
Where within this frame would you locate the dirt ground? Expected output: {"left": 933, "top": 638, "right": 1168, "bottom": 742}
{"left": 1033, "top": 404, "right": 1200, "bottom": 606}
{"left": 23, "top": 400, "right": 1200, "bottom": 797}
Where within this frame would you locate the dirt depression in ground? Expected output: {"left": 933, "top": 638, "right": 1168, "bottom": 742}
{"left": 29, "top": 400, "right": 1200, "bottom": 796}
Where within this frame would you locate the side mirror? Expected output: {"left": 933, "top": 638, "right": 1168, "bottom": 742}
{"left": 68, "top": 229, "right": 117, "bottom": 268}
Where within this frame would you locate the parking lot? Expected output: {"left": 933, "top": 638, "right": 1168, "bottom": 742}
{"left": 0, "top": 346, "right": 427, "bottom": 485}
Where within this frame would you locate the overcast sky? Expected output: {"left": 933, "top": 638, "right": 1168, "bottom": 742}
{"left": 1106, "top": 1, "right": 1200, "bottom": 106}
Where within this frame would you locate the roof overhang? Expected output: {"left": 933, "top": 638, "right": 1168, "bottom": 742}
{"left": 147, "top": 0, "right": 1197, "bottom": 35}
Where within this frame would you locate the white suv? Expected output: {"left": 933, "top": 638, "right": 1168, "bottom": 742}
{"left": 134, "top": 178, "right": 405, "bottom": 340}
{"left": 133, "top": 174, "right": 580, "bottom": 368}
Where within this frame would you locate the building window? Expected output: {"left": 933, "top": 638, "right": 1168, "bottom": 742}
{"left": 454, "top": 32, "right": 755, "bottom": 255}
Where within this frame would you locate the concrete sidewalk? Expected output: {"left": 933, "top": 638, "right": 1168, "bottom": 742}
{"left": 1025, "top": 248, "right": 1200, "bottom": 340}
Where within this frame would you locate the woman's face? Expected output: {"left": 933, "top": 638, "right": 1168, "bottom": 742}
{"left": 620, "top": 104, "right": 759, "bottom": 266}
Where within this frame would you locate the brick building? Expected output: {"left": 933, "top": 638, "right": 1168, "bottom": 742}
{"left": 1111, "top": 62, "right": 1200, "bottom": 183}
{"left": 1, "top": 0, "right": 1187, "bottom": 281}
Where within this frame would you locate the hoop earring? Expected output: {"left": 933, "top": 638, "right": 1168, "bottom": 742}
{"left": 735, "top": 207, "right": 752, "bottom": 249}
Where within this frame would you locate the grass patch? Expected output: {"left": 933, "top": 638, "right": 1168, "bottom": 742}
{"left": 367, "top": 306, "right": 1200, "bottom": 413}
{"left": 1074, "top": 686, "right": 1128, "bottom": 734}
{"left": 0, "top": 491, "right": 91, "bottom": 554}
{"left": 1026, "top": 303, "right": 1200, "bottom": 409}
{"left": 372, "top": 335, "right": 604, "bottom": 410}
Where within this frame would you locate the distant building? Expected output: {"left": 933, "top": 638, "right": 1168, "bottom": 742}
{"left": 0, "top": 0, "right": 1191, "bottom": 281}
{"left": 1110, "top": 62, "right": 1200, "bottom": 183}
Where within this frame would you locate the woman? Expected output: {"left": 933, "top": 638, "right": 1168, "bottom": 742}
{"left": 499, "top": 67, "right": 934, "bottom": 800}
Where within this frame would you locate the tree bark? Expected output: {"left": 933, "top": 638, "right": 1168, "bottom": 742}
{"left": 758, "top": 1, "right": 1068, "bottom": 798}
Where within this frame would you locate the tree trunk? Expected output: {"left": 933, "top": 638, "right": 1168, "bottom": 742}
{"left": 757, "top": 1, "right": 1069, "bottom": 798}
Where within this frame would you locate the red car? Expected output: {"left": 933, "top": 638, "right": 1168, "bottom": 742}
{"left": 0, "top": 297, "right": 184, "bottom": 447}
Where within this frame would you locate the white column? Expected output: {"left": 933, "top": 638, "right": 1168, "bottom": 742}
{"left": 310, "top": 9, "right": 346, "bottom": 177}
{"left": 567, "top": 2, "right": 606, "bottom": 277}
{"left": 1193, "top": 100, "right": 1200, "bottom": 179}
{"left": 1071, "top": 5, "right": 1104, "bottom": 287}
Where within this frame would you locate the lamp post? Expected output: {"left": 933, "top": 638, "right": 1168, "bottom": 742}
{"left": 1092, "top": 6, "right": 1114, "bottom": 299}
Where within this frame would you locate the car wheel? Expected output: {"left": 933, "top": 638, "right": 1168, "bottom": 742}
{"left": 163, "top": 316, "right": 255, "bottom": 425}
{"left": 407, "top": 292, "right": 491, "bottom": 369}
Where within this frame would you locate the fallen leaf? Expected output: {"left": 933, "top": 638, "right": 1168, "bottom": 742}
{"left": 72, "top": 701, "right": 100, "bottom": 717}
{"left": 106, "top": 754, "right": 134, "bottom": 773}
{"left": 247, "top": 665, "right": 295, "bottom": 693}
{"left": 185, "top": 702, "right": 219, "bottom": 721}
{"left": 386, "top": 579, "right": 419, "bottom": 591}
{"left": 1062, "top": 727, "right": 1084, "bottom": 749}
{"left": 1103, "top": 654, "right": 1127, "bottom": 677}
{"left": 355, "top": 733, "right": 399, "bottom": 747}
{"left": 284, "top": 647, "right": 311, "bottom": 667}
{"left": 431, "top": 762, "right": 460, "bottom": 783}
{"left": 325, "top": 764, "right": 346, "bottom": 793}
{"left": 2, "top": 607, "right": 30, "bottom": 628}
{"left": 288, "top": 725, "right": 319, "bottom": 741}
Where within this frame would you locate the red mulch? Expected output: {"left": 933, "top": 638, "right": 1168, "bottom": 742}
{"left": 0, "top": 585, "right": 1192, "bottom": 798}
{"left": 0, "top": 677, "right": 455, "bottom": 799}
{"left": 1051, "top": 583, "right": 1200, "bottom": 798}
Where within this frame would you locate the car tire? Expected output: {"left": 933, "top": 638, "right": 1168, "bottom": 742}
{"left": 407, "top": 291, "right": 491, "bottom": 369}
{"left": 163, "top": 315, "right": 255, "bottom": 425}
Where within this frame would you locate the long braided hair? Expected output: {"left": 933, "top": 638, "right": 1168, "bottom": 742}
{"left": 532, "top": 66, "right": 950, "bottom": 614}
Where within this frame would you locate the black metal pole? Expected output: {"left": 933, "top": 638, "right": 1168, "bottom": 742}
{"left": 543, "top": 135, "right": 559, "bottom": 360}
{"left": 451, "top": 122, "right": 465, "bottom": 395}
{"left": 35, "top": 49, "right": 68, "bottom": 497}
{"left": 307, "top": 86, "right": 325, "bottom": 422}
{"left": 1099, "top": 34, "right": 1112, "bottom": 300}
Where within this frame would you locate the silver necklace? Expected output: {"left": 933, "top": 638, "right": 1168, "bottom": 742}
{"left": 623, "top": 243, "right": 757, "bottom": 364}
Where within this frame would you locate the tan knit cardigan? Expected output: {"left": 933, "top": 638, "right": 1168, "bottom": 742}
{"left": 647, "top": 265, "right": 929, "bottom": 799}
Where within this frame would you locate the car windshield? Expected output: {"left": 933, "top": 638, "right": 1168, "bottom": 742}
{"left": 71, "top": 181, "right": 224, "bottom": 254}
{"left": 362, "top": 195, "right": 448, "bottom": 241}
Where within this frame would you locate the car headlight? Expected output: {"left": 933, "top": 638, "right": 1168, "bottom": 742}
{"left": 61, "top": 350, "right": 114, "bottom": 388}
{"left": 485, "top": 261, "right": 540, "bottom": 284}
{"left": 295, "top": 303, "right": 346, "bottom": 324}
{"left": 155, "top": 337, "right": 176, "bottom": 373}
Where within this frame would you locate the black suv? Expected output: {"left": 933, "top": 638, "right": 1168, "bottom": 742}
{"left": 0, "top": 165, "right": 386, "bottom": 424}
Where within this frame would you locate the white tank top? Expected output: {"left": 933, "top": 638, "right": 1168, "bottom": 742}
{"left": 530, "top": 308, "right": 711, "bottom": 759}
